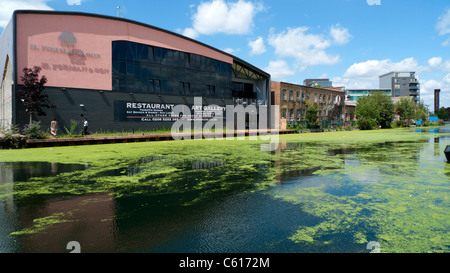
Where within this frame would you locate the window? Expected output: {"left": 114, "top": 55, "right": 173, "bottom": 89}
{"left": 147, "top": 78, "right": 161, "bottom": 94}
{"left": 314, "top": 93, "right": 317, "bottom": 103}
{"left": 282, "top": 108, "right": 287, "bottom": 119}
{"left": 301, "top": 91, "right": 305, "bottom": 101}
{"left": 296, "top": 109, "right": 301, "bottom": 121}
{"left": 307, "top": 92, "right": 310, "bottom": 101}
{"left": 112, "top": 40, "right": 232, "bottom": 95}
{"left": 319, "top": 94, "right": 322, "bottom": 103}
{"left": 148, "top": 79, "right": 154, "bottom": 93}
{"left": 289, "top": 109, "right": 294, "bottom": 121}
{"left": 282, "top": 89, "right": 287, "bottom": 100}
{"left": 289, "top": 90, "right": 293, "bottom": 101}
{"left": 207, "top": 85, "right": 216, "bottom": 97}
{"left": 296, "top": 91, "right": 300, "bottom": 101}
{"left": 154, "top": 79, "right": 161, "bottom": 94}
{"left": 180, "top": 82, "right": 190, "bottom": 95}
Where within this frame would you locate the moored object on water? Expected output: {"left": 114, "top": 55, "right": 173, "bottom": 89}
{"left": 445, "top": 145, "right": 450, "bottom": 162}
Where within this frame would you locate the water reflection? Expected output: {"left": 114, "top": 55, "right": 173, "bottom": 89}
{"left": 12, "top": 193, "right": 116, "bottom": 253}
{"left": 0, "top": 162, "right": 87, "bottom": 184}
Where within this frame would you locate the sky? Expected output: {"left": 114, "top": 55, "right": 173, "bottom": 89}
{"left": 0, "top": 0, "right": 449, "bottom": 111}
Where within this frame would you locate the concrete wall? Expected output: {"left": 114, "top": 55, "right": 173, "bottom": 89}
{"left": 0, "top": 57, "right": 13, "bottom": 127}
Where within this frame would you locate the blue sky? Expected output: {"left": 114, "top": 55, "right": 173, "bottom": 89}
{"left": 1, "top": 0, "right": 449, "bottom": 110}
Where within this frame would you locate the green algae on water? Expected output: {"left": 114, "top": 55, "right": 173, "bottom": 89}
{"left": 274, "top": 139, "right": 450, "bottom": 253}
{"left": 1, "top": 128, "right": 449, "bottom": 252}
{"left": 9, "top": 212, "right": 77, "bottom": 236}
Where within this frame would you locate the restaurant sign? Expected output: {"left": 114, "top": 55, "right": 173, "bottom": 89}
{"left": 114, "top": 101, "right": 226, "bottom": 122}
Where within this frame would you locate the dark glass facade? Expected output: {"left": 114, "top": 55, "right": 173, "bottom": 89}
{"left": 112, "top": 40, "right": 233, "bottom": 98}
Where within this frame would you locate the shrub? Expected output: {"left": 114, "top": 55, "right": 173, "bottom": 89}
{"left": 391, "top": 120, "right": 403, "bottom": 128}
{"left": 356, "top": 117, "right": 377, "bottom": 130}
{"left": 64, "top": 120, "right": 80, "bottom": 137}
{"left": 23, "top": 121, "right": 43, "bottom": 139}
{"left": 0, "top": 124, "right": 27, "bottom": 149}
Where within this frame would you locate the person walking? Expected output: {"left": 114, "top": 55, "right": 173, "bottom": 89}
{"left": 50, "top": 118, "right": 58, "bottom": 137}
{"left": 82, "top": 118, "right": 89, "bottom": 136}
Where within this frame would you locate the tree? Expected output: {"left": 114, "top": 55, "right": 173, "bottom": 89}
{"left": 437, "top": 107, "right": 448, "bottom": 120}
{"left": 395, "top": 98, "right": 415, "bottom": 126}
{"left": 355, "top": 95, "right": 378, "bottom": 130}
{"left": 372, "top": 92, "right": 394, "bottom": 128}
{"left": 414, "top": 100, "right": 429, "bottom": 122}
{"left": 18, "top": 66, "right": 54, "bottom": 124}
{"left": 355, "top": 93, "right": 394, "bottom": 130}
{"left": 305, "top": 101, "right": 320, "bottom": 129}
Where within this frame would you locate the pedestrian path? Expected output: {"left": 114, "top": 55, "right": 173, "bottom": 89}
{"left": 25, "top": 129, "right": 294, "bottom": 148}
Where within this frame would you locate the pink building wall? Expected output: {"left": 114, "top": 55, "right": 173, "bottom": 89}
{"left": 16, "top": 13, "right": 233, "bottom": 91}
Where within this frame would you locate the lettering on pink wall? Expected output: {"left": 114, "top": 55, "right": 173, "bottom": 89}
{"left": 41, "top": 62, "right": 110, "bottom": 74}
{"left": 30, "top": 44, "right": 101, "bottom": 58}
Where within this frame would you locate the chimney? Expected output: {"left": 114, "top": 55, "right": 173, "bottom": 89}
{"left": 434, "top": 89, "right": 440, "bottom": 114}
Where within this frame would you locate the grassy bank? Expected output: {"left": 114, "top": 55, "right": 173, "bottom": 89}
{"left": 0, "top": 127, "right": 448, "bottom": 164}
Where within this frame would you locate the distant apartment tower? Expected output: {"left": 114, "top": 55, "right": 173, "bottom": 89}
{"left": 303, "top": 79, "right": 333, "bottom": 88}
{"left": 379, "top": 72, "right": 420, "bottom": 102}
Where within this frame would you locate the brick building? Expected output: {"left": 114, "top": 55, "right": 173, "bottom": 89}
{"left": 271, "top": 81, "right": 354, "bottom": 129}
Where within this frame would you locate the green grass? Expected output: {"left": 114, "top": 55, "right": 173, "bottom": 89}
{"left": 1, "top": 127, "right": 447, "bottom": 164}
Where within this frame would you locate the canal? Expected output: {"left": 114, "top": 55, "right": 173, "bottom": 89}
{"left": 0, "top": 128, "right": 449, "bottom": 253}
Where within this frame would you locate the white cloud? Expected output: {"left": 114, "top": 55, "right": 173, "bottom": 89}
{"left": 421, "top": 79, "right": 441, "bottom": 96}
{"left": 419, "top": 78, "right": 450, "bottom": 110}
{"left": 436, "top": 8, "right": 450, "bottom": 36}
{"left": 268, "top": 26, "right": 349, "bottom": 70}
{"left": 222, "top": 47, "right": 240, "bottom": 54}
{"left": 330, "top": 24, "right": 351, "bottom": 45}
{"left": 343, "top": 57, "right": 422, "bottom": 80}
{"left": 0, "top": 0, "right": 53, "bottom": 28}
{"left": 428, "top": 57, "right": 442, "bottom": 68}
{"left": 264, "top": 60, "right": 295, "bottom": 80}
{"left": 331, "top": 76, "right": 376, "bottom": 90}
{"left": 436, "top": 9, "right": 450, "bottom": 48}
{"left": 248, "top": 36, "right": 266, "bottom": 56}
{"left": 67, "top": 0, "right": 83, "bottom": 6}
{"left": 183, "top": 0, "right": 264, "bottom": 37}
{"left": 333, "top": 57, "right": 450, "bottom": 108}
{"left": 182, "top": 27, "right": 199, "bottom": 39}
{"left": 331, "top": 57, "right": 424, "bottom": 91}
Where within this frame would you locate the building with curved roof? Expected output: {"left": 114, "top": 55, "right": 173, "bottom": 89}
{"left": 0, "top": 10, "right": 271, "bottom": 133}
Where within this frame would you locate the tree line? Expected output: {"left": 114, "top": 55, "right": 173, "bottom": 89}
{"left": 355, "top": 92, "right": 444, "bottom": 130}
